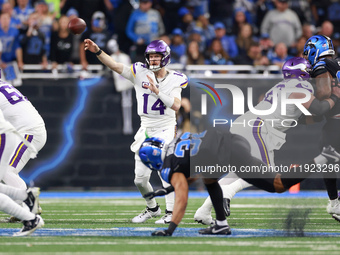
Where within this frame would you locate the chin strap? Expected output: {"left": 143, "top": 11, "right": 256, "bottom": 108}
{"left": 149, "top": 65, "right": 161, "bottom": 72}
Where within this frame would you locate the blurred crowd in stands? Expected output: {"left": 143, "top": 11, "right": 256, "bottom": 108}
{"left": 1, "top": 0, "right": 340, "bottom": 76}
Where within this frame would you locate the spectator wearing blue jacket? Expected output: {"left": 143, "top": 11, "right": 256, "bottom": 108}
{"left": 269, "top": 42, "right": 291, "bottom": 69}
{"left": 209, "top": 22, "right": 238, "bottom": 59}
{"left": 0, "top": 13, "right": 23, "bottom": 70}
{"left": 205, "top": 38, "right": 233, "bottom": 72}
{"left": 126, "top": 0, "right": 165, "bottom": 62}
{"left": 13, "top": 0, "right": 35, "bottom": 32}
{"left": 170, "top": 28, "right": 186, "bottom": 64}
{"left": 1, "top": 2, "right": 22, "bottom": 30}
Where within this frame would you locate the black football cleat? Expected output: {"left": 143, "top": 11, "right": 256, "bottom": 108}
{"left": 198, "top": 223, "right": 231, "bottom": 235}
{"left": 13, "top": 215, "right": 44, "bottom": 237}
{"left": 23, "top": 187, "right": 40, "bottom": 214}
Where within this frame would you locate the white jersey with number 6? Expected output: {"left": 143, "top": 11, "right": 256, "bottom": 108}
{"left": 0, "top": 81, "right": 45, "bottom": 132}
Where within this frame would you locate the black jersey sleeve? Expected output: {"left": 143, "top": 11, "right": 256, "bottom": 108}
{"left": 311, "top": 60, "right": 328, "bottom": 77}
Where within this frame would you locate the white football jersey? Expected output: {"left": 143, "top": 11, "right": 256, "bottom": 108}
{"left": 236, "top": 79, "right": 314, "bottom": 132}
{"left": 121, "top": 62, "right": 188, "bottom": 127}
{"left": 0, "top": 81, "right": 45, "bottom": 132}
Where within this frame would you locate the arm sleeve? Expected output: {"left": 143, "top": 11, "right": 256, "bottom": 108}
{"left": 308, "top": 98, "right": 331, "bottom": 116}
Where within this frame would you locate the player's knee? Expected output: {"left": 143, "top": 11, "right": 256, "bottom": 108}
{"left": 134, "top": 176, "right": 148, "bottom": 188}
{"left": 273, "top": 174, "right": 286, "bottom": 193}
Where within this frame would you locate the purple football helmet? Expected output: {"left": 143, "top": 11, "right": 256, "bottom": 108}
{"left": 144, "top": 40, "right": 171, "bottom": 71}
{"left": 282, "top": 57, "right": 311, "bottom": 80}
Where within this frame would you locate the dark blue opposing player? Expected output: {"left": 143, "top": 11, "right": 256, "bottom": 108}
{"left": 139, "top": 131, "right": 237, "bottom": 236}
{"left": 303, "top": 35, "right": 340, "bottom": 220}
{"left": 139, "top": 130, "right": 314, "bottom": 236}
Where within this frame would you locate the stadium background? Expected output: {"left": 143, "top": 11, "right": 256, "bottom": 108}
{"left": 18, "top": 75, "right": 329, "bottom": 191}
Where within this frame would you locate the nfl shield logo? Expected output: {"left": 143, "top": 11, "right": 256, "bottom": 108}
{"left": 152, "top": 149, "right": 159, "bottom": 156}
{"left": 142, "top": 82, "right": 149, "bottom": 89}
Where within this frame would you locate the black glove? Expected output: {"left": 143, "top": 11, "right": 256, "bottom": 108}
{"left": 143, "top": 186, "right": 175, "bottom": 200}
{"left": 151, "top": 229, "right": 172, "bottom": 236}
{"left": 143, "top": 191, "right": 157, "bottom": 200}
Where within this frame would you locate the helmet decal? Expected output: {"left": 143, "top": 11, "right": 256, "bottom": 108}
{"left": 282, "top": 57, "right": 311, "bottom": 80}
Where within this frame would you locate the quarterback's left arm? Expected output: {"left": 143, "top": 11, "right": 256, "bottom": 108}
{"left": 146, "top": 75, "right": 181, "bottom": 111}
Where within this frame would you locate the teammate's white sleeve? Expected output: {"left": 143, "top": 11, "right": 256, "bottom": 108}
{"left": 120, "top": 64, "right": 135, "bottom": 84}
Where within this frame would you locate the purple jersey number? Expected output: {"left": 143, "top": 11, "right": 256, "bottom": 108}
{"left": 0, "top": 84, "right": 26, "bottom": 105}
{"left": 264, "top": 84, "right": 285, "bottom": 104}
{"left": 143, "top": 93, "right": 166, "bottom": 115}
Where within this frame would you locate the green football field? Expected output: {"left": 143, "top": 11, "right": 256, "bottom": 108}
{"left": 1, "top": 193, "right": 340, "bottom": 255}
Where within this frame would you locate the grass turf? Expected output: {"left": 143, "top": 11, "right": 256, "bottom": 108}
{"left": 1, "top": 196, "right": 340, "bottom": 254}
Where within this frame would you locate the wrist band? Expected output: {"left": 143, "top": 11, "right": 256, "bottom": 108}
{"left": 158, "top": 91, "right": 175, "bottom": 108}
{"left": 167, "top": 221, "right": 178, "bottom": 234}
{"left": 96, "top": 49, "right": 102, "bottom": 56}
{"left": 330, "top": 94, "right": 338, "bottom": 103}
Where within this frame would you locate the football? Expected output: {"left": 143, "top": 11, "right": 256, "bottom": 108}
{"left": 68, "top": 18, "right": 86, "bottom": 35}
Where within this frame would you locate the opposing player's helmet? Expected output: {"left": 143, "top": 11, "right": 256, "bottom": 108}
{"left": 303, "top": 35, "right": 335, "bottom": 65}
{"left": 144, "top": 40, "right": 171, "bottom": 72}
{"left": 282, "top": 57, "right": 311, "bottom": 80}
{"left": 139, "top": 137, "right": 165, "bottom": 171}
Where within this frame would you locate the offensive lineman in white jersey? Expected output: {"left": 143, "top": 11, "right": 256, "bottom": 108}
{"left": 0, "top": 109, "right": 44, "bottom": 236}
{"left": 84, "top": 39, "right": 188, "bottom": 223}
{"left": 0, "top": 80, "right": 46, "bottom": 220}
{"left": 194, "top": 57, "right": 340, "bottom": 224}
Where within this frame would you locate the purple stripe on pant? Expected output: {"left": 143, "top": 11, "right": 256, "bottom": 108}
{"left": 9, "top": 134, "right": 33, "bottom": 168}
{"left": 0, "top": 134, "right": 6, "bottom": 160}
{"left": 252, "top": 118, "right": 270, "bottom": 165}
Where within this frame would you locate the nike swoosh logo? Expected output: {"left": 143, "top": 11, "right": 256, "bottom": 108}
{"left": 211, "top": 226, "right": 229, "bottom": 234}
{"left": 322, "top": 153, "right": 340, "bottom": 162}
{"left": 285, "top": 63, "right": 307, "bottom": 71}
